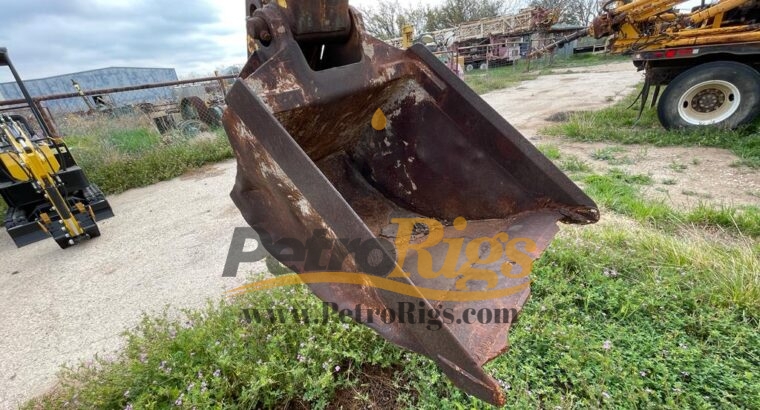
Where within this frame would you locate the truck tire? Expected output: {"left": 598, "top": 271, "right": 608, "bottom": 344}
{"left": 658, "top": 61, "right": 760, "bottom": 129}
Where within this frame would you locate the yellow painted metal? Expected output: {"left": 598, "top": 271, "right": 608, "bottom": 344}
{"left": 0, "top": 152, "right": 29, "bottom": 181}
{"left": 401, "top": 24, "right": 414, "bottom": 49}
{"left": 600, "top": 0, "right": 760, "bottom": 54}
{"left": 713, "top": 12, "right": 725, "bottom": 28}
{"left": 691, "top": 0, "right": 749, "bottom": 25}
{"left": 611, "top": 27, "right": 760, "bottom": 52}
{"left": 0, "top": 119, "right": 85, "bottom": 238}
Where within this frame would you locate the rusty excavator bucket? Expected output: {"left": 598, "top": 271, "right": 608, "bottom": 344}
{"left": 223, "top": 0, "right": 599, "bottom": 406}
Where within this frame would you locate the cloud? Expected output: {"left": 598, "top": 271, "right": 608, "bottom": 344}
{"left": 0, "top": 0, "right": 247, "bottom": 82}
{"left": 0, "top": 0, "right": 449, "bottom": 84}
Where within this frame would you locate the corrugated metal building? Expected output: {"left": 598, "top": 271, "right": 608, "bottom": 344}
{"left": 0, "top": 67, "right": 178, "bottom": 113}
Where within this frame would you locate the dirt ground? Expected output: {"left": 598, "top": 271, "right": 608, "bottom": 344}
{"left": 0, "top": 166, "right": 252, "bottom": 408}
{"left": 1, "top": 61, "right": 757, "bottom": 409}
{"left": 483, "top": 62, "right": 759, "bottom": 208}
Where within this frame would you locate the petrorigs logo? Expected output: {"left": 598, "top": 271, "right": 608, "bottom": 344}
{"left": 242, "top": 301, "right": 520, "bottom": 332}
{"left": 224, "top": 217, "right": 537, "bottom": 302}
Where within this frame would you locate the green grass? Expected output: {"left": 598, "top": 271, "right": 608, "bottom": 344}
{"left": 12, "top": 63, "right": 760, "bottom": 408}
{"left": 544, "top": 87, "right": 760, "bottom": 168}
{"left": 560, "top": 155, "right": 594, "bottom": 173}
{"left": 0, "top": 116, "right": 234, "bottom": 218}
{"left": 537, "top": 143, "right": 562, "bottom": 160}
{"left": 533, "top": 52, "right": 629, "bottom": 70}
{"left": 68, "top": 130, "right": 233, "bottom": 195}
{"left": 464, "top": 67, "right": 539, "bottom": 95}
{"left": 464, "top": 54, "right": 629, "bottom": 95}
{"left": 99, "top": 128, "right": 162, "bottom": 154}
{"left": 17, "top": 136, "right": 759, "bottom": 408}
{"left": 24, "top": 218, "right": 759, "bottom": 409}
{"left": 582, "top": 169, "right": 760, "bottom": 237}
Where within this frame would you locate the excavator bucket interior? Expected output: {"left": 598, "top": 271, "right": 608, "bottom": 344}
{"left": 224, "top": 1, "right": 599, "bottom": 405}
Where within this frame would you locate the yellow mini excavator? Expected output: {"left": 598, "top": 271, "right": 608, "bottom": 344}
{"left": 0, "top": 48, "right": 112, "bottom": 248}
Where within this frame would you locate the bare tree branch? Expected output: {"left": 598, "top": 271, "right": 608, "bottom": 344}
{"left": 358, "top": 0, "right": 529, "bottom": 39}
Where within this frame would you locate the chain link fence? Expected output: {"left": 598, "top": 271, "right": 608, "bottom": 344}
{"left": 433, "top": 36, "right": 608, "bottom": 78}
{"left": 0, "top": 74, "right": 236, "bottom": 143}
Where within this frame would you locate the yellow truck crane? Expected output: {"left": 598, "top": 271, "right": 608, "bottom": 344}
{"left": 544, "top": 0, "right": 760, "bottom": 129}
{"left": 0, "top": 48, "right": 112, "bottom": 248}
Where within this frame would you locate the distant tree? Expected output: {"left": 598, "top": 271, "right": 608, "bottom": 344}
{"left": 571, "top": 0, "right": 603, "bottom": 26}
{"left": 529, "top": 0, "right": 601, "bottom": 25}
{"left": 424, "top": 0, "right": 509, "bottom": 31}
{"left": 358, "top": 0, "right": 525, "bottom": 39}
{"left": 357, "top": 0, "right": 428, "bottom": 39}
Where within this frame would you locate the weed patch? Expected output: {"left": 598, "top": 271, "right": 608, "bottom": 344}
{"left": 538, "top": 143, "right": 562, "bottom": 160}
{"left": 583, "top": 171, "right": 760, "bottom": 237}
{"left": 465, "top": 54, "right": 628, "bottom": 95}
{"left": 544, "top": 88, "right": 760, "bottom": 168}
{"left": 0, "top": 117, "right": 234, "bottom": 219}
{"left": 560, "top": 155, "right": 593, "bottom": 173}
{"left": 24, "top": 220, "right": 759, "bottom": 409}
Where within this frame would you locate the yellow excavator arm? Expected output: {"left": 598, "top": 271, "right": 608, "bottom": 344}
{"left": 0, "top": 116, "right": 87, "bottom": 241}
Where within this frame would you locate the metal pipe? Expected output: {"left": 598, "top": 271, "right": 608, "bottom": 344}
{"left": 1, "top": 49, "right": 54, "bottom": 138}
{"left": 690, "top": 0, "right": 749, "bottom": 24}
{"left": 0, "top": 75, "right": 236, "bottom": 107}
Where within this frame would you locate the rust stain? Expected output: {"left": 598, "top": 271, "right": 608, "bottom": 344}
{"left": 223, "top": 1, "right": 599, "bottom": 406}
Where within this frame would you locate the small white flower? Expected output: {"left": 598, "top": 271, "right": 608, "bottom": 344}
{"left": 640, "top": 371, "right": 647, "bottom": 377}
{"left": 334, "top": 365, "right": 341, "bottom": 372}
{"left": 602, "top": 340, "right": 612, "bottom": 351}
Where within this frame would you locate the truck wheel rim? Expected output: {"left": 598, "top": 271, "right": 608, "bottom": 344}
{"left": 677, "top": 80, "right": 741, "bottom": 125}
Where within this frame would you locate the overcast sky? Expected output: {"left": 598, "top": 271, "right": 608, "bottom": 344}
{"left": 0, "top": 0, "right": 442, "bottom": 83}
{"left": 0, "top": 0, "right": 704, "bottom": 83}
